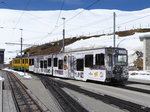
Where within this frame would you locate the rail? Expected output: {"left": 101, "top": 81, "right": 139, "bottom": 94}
{"left": 40, "top": 76, "right": 88, "bottom": 112}
{"left": 6, "top": 71, "right": 44, "bottom": 112}
{"left": 45, "top": 77, "right": 150, "bottom": 112}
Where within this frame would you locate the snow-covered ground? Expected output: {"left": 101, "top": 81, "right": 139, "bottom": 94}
{"left": 4, "top": 68, "right": 32, "bottom": 79}
{"left": 129, "top": 71, "right": 150, "bottom": 81}
{"left": 0, "top": 76, "right": 5, "bottom": 81}
{"left": 0, "top": 8, "right": 150, "bottom": 64}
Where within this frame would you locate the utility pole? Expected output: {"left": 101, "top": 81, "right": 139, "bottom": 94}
{"left": 20, "top": 29, "right": 23, "bottom": 71}
{"left": 62, "top": 17, "right": 66, "bottom": 52}
{"left": 20, "top": 29, "right": 23, "bottom": 56}
{"left": 113, "top": 12, "right": 116, "bottom": 48}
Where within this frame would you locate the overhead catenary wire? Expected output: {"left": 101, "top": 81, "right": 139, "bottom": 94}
{"left": 44, "top": 0, "right": 101, "bottom": 40}
{"left": 88, "top": 13, "right": 150, "bottom": 36}
{"left": 0, "top": 26, "right": 50, "bottom": 34}
{"left": 0, "top": 1, "right": 53, "bottom": 28}
{"left": 14, "top": 0, "right": 31, "bottom": 28}
{"left": 35, "top": 0, "right": 66, "bottom": 43}
{"left": 54, "top": 0, "right": 65, "bottom": 29}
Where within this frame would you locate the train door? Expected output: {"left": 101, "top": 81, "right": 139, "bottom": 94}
{"left": 63, "top": 54, "right": 76, "bottom": 79}
{"left": 43, "top": 59, "right": 48, "bottom": 74}
{"left": 63, "top": 55, "right": 69, "bottom": 78}
{"left": 37, "top": 56, "right": 44, "bottom": 74}
{"left": 53, "top": 54, "right": 66, "bottom": 78}
{"left": 34, "top": 56, "right": 40, "bottom": 73}
{"left": 69, "top": 53, "right": 85, "bottom": 81}
{"left": 40, "top": 60, "right": 44, "bottom": 74}
{"left": 46, "top": 55, "right": 53, "bottom": 75}
{"left": 52, "top": 54, "right": 58, "bottom": 76}
{"left": 29, "top": 57, "right": 34, "bottom": 72}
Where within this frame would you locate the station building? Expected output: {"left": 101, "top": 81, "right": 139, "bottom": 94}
{"left": 0, "top": 49, "right": 5, "bottom": 69}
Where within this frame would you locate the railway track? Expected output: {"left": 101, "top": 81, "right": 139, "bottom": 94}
{"left": 6, "top": 71, "right": 47, "bottom": 112}
{"left": 41, "top": 76, "right": 150, "bottom": 112}
{"left": 39, "top": 75, "right": 88, "bottom": 112}
{"left": 115, "top": 85, "right": 150, "bottom": 94}
{"left": 86, "top": 79, "right": 150, "bottom": 95}
{"left": 127, "top": 81, "right": 150, "bottom": 86}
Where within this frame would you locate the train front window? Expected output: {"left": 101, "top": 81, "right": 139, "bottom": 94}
{"left": 115, "top": 55, "right": 127, "bottom": 65}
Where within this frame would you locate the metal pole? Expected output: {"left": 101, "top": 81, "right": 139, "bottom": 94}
{"left": 20, "top": 29, "right": 23, "bottom": 56}
{"left": 62, "top": 17, "right": 65, "bottom": 52}
{"left": 20, "top": 29, "right": 23, "bottom": 71}
{"left": 113, "top": 12, "right": 116, "bottom": 48}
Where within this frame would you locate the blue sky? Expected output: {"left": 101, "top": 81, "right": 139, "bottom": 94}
{"left": 0, "top": 0, "right": 150, "bottom": 11}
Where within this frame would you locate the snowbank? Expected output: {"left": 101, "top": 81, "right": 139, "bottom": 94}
{"left": 129, "top": 71, "right": 150, "bottom": 80}
{"left": 0, "top": 76, "right": 5, "bottom": 81}
{"left": 3, "top": 68, "right": 32, "bottom": 79}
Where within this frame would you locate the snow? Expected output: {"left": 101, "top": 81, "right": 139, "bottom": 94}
{"left": 3, "top": 68, "right": 32, "bottom": 79}
{"left": 129, "top": 71, "right": 150, "bottom": 81}
{"left": 0, "top": 8, "right": 150, "bottom": 64}
{"left": 65, "top": 32, "right": 149, "bottom": 66}
{"left": 0, "top": 76, "right": 5, "bottom": 81}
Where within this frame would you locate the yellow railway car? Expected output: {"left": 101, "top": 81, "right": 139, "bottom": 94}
{"left": 12, "top": 56, "right": 29, "bottom": 71}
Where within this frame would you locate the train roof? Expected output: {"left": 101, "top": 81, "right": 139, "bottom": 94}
{"left": 13, "top": 47, "right": 127, "bottom": 59}
{"left": 0, "top": 49, "right": 5, "bottom": 51}
{"left": 64, "top": 47, "right": 127, "bottom": 53}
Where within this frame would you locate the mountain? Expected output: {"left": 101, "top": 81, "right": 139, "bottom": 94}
{"left": 0, "top": 8, "right": 150, "bottom": 64}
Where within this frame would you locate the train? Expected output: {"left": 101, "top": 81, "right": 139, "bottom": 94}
{"left": 12, "top": 47, "right": 129, "bottom": 83}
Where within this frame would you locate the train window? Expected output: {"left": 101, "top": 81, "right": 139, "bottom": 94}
{"left": 58, "top": 60, "right": 63, "bottom": 69}
{"left": 108, "top": 54, "right": 113, "bottom": 66}
{"left": 0, "top": 56, "right": 2, "bottom": 64}
{"left": 85, "top": 55, "right": 93, "bottom": 68}
{"left": 48, "top": 58, "right": 51, "bottom": 67}
{"left": 25, "top": 59, "right": 28, "bottom": 64}
{"left": 54, "top": 58, "right": 58, "bottom": 67}
{"left": 44, "top": 60, "right": 47, "bottom": 68}
{"left": 40, "top": 61, "right": 43, "bottom": 68}
{"left": 77, "top": 59, "right": 84, "bottom": 71}
{"left": 96, "top": 54, "right": 105, "bottom": 66}
{"left": 22, "top": 59, "right": 25, "bottom": 64}
{"left": 29, "top": 59, "right": 32, "bottom": 65}
{"left": 32, "top": 59, "right": 34, "bottom": 65}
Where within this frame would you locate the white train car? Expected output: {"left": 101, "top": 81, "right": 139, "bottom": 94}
{"left": 28, "top": 47, "right": 128, "bottom": 83}
{"left": 52, "top": 47, "right": 128, "bottom": 82}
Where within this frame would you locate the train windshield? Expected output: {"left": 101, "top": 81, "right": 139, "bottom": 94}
{"left": 114, "top": 54, "right": 127, "bottom": 66}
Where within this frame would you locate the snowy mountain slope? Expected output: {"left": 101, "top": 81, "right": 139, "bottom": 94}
{"left": 0, "top": 8, "right": 150, "bottom": 63}
{"left": 65, "top": 32, "right": 150, "bottom": 66}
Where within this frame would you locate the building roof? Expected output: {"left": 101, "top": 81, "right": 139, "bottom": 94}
{"left": 140, "top": 34, "right": 150, "bottom": 41}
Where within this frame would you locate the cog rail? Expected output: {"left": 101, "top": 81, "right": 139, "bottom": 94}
{"left": 6, "top": 71, "right": 44, "bottom": 112}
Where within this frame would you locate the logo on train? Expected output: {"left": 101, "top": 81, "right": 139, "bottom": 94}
{"left": 94, "top": 72, "right": 99, "bottom": 77}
